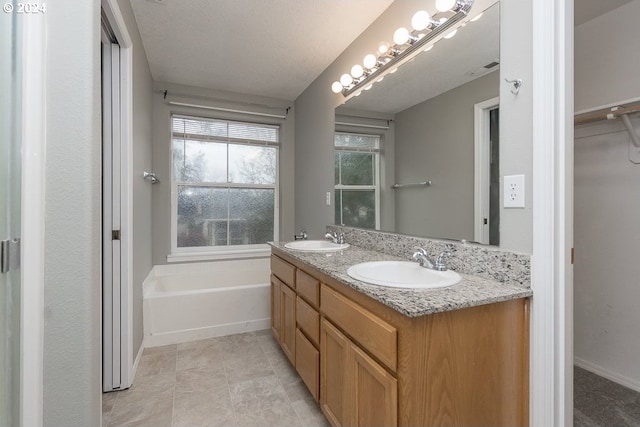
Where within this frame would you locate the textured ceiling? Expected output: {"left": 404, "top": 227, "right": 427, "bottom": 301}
{"left": 130, "top": 0, "right": 393, "bottom": 100}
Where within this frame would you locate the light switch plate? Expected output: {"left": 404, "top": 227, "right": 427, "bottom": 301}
{"left": 326, "top": 191, "right": 331, "bottom": 206}
{"left": 504, "top": 175, "right": 525, "bottom": 208}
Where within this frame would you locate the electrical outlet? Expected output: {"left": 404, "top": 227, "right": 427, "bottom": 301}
{"left": 503, "top": 175, "right": 525, "bottom": 208}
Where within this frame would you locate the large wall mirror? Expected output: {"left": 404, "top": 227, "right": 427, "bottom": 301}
{"left": 334, "top": 1, "right": 500, "bottom": 245}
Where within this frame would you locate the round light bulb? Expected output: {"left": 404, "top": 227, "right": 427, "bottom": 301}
{"left": 390, "top": 67, "right": 398, "bottom": 74}
{"left": 411, "top": 10, "right": 431, "bottom": 31}
{"left": 377, "top": 41, "right": 391, "bottom": 55}
{"left": 351, "top": 64, "right": 364, "bottom": 79}
{"left": 443, "top": 28, "right": 458, "bottom": 39}
{"left": 435, "top": 0, "right": 456, "bottom": 12}
{"left": 363, "top": 53, "right": 377, "bottom": 69}
{"left": 393, "top": 27, "right": 410, "bottom": 45}
{"left": 331, "top": 81, "right": 343, "bottom": 94}
{"left": 340, "top": 73, "right": 353, "bottom": 87}
{"left": 364, "top": 84, "right": 373, "bottom": 91}
{"left": 470, "top": 12, "right": 483, "bottom": 22}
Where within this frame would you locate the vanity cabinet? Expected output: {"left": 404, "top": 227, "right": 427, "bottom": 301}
{"left": 270, "top": 250, "right": 530, "bottom": 427}
{"left": 270, "top": 257, "right": 296, "bottom": 365}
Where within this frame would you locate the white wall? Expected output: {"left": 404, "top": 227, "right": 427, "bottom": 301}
{"left": 294, "top": 0, "right": 534, "bottom": 253}
{"left": 574, "top": 0, "right": 640, "bottom": 390}
{"left": 44, "top": 0, "right": 102, "bottom": 425}
{"left": 150, "top": 82, "right": 296, "bottom": 265}
{"left": 116, "top": 0, "right": 154, "bottom": 371}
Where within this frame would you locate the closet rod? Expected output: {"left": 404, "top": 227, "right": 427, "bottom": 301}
{"left": 574, "top": 101, "right": 640, "bottom": 126}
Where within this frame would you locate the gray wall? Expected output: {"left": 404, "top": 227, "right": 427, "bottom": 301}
{"left": 574, "top": 0, "right": 640, "bottom": 390}
{"left": 394, "top": 71, "right": 499, "bottom": 240}
{"left": 151, "top": 82, "right": 296, "bottom": 265}
{"left": 44, "top": 0, "right": 102, "bottom": 425}
{"left": 116, "top": 0, "right": 154, "bottom": 368}
{"left": 295, "top": 0, "right": 534, "bottom": 253}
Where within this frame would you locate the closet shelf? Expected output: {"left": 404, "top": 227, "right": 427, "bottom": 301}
{"left": 575, "top": 101, "right": 640, "bottom": 164}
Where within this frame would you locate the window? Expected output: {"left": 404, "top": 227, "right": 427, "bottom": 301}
{"left": 171, "top": 115, "right": 279, "bottom": 256}
{"left": 334, "top": 132, "right": 380, "bottom": 229}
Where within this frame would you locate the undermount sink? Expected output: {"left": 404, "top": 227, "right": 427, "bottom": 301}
{"left": 346, "top": 261, "right": 461, "bottom": 289}
{"left": 284, "top": 240, "right": 350, "bottom": 252}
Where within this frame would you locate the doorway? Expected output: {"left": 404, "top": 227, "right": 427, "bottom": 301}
{"left": 474, "top": 97, "right": 500, "bottom": 245}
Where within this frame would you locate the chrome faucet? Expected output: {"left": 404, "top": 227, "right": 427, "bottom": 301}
{"left": 294, "top": 229, "right": 307, "bottom": 240}
{"left": 412, "top": 247, "right": 451, "bottom": 271}
{"left": 325, "top": 231, "right": 345, "bottom": 245}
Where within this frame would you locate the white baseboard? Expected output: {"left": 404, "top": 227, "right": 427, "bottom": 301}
{"left": 128, "top": 341, "right": 145, "bottom": 387}
{"left": 574, "top": 357, "right": 640, "bottom": 393}
{"left": 145, "top": 318, "right": 270, "bottom": 348}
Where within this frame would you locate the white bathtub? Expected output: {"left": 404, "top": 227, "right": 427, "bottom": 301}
{"left": 143, "top": 258, "right": 271, "bottom": 347}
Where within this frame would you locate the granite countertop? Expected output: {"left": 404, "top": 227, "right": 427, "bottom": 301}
{"left": 269, "top": 241, "right": 532, "bottom": 318}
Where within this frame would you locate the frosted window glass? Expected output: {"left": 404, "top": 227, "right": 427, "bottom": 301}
{"left": 228, "top": 145, "right": 276, "bottom": 184}
{"left": 336, "top": 190, "right": 376, "bottom": 229}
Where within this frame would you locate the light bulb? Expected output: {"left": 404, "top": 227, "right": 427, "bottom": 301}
{"left": 331, "top": 81, "right": 343, "bottom": 94}
{"left": 443, "top": 28, "right": 458, "bottom": 39}
{"left": 351, "top": 64, "right": 364, "bottom": 79}
{"left": 470, "top": 12, "right": 483, "bottom": 22}
{"left": 363, "top": 54, "right": 377, "bottom": 69}
{"left": 340, "top": 73, "right": 353, "bottom": 87}
{"left": 390, "top": 67, "right": 398, "bottom": 74}
{"left": 393, "top": 27, "right": 410, "bottom": 45}
{"left": 435, "top": 0, "right": 456, "bottom": 12}
{"left": 376, "top": 76, "right": 384, "bottom": 83}
{"left": 377, "top": 41, "right": 391, "bottom": 55}
{"left": 411, "top": 10, "right": 431, "bottom": 31}
{"left": 364, "top": 84, "right": 373, "bottom": 91}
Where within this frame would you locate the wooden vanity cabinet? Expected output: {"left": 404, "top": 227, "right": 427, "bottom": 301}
{"left": 270, "top": 250, "right": 530, "bottom": 427}
{"left": 270, "top": 257, "right": 296, "bottom": 365}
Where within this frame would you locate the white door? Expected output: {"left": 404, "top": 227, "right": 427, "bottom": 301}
{"left": 102, "top": 27, "right": 123, "bottom": 392}
{"left": 0, "top": 6, "right": 22, "bottom": 425}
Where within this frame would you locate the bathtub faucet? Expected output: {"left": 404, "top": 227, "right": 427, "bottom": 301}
{"left": 325, "top": 231, "right": 345, "bottom": 245}
{"left": 294, "top": 229, "right": 307, "bottom": 240}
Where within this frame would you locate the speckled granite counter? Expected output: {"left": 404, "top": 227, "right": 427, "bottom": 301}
{"left": 269, "top": 242, "right": 532, "bottom": 318}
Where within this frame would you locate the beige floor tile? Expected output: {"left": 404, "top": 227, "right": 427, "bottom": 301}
{"left": 173, "top": 385, "right": 234, "bottom": 427}
{"left": 292, "top": 398, "right": 331, "bottom": 427}
{"left": 176, "top": 344, "right": 223, "bottom": 371}
{"left": 136, "top": 351, "right": 177, "bottom": 379}
{"left": 232, "top": 403, "right": 303, "bottom": 427}
{"left": 270, "top": 357, "right": 300, "bottom": 387}
{"left": 229, "top": 376, "right": 290, "bottom": 415}
{"left": 175, "top": 366, "right": 228, "bottom": 396}
{"left": 108, "top": 388, "right": 173, "bottom": 427}
{"left": 142, "top": 344, "right": 177, "bottom": 356}
{"left": 255, "top": 334, "right": 282, "bottom": 355}
{"left": 223, "top": 354, "right": 275, "bottom": 384}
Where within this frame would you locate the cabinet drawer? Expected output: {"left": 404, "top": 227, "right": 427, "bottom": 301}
{"left": 296, "top": 296, "right": 320, "bottom": 346}
{"left": 271, "top": 255, "right": 295, "bottom": 288}
{"left": 295, "top": 328, "right": 319, "bottom": 401}
{"left": 296, "top": 269, "right": 319, "bottom": 307}
{"left": 321, "top": 284, "right": 397, "bottom": 372}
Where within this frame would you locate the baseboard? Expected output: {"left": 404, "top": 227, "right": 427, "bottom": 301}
{"left": 145, "top": 318, "right": 271, "bottom": 348}
{"left": 128, "top": 341, "right": 145, "bottom": 387}
{"left": 574, "top": 357, "right": 640, "bottom": 393}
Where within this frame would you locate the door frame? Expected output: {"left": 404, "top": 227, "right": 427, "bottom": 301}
{"left": 20, "top": 10, "right": 46, "bottom": 427}
{"left": 530, "top": 0, "right": 573, "bottom": 426}
{"left": 473, "top": 96, "right": 499, "bottom": 244}
{"left": 101, "top": 0, "right": 135, "bottom": 390}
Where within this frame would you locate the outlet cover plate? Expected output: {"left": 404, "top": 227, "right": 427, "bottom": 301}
{"left": 504, "top": 174, "right": 525, "bottom": 208}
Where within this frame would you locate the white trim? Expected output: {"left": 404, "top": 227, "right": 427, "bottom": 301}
{"left": 574, "top": 357, "right": 640, "bottom": 394}
{"left": 530, "top": 0, "right": 572, "bottom": 426}
{"left": 20, "top": 11, "right": 46, "bottom": 427}
{"left": 130, "top": 340, "right": 145, "bottom": 385}
{"left": 167, "top": 248, "right": 271, "bottom": 263}
{"left": 144, "top": 319, "right": 270, "bottom": 348}
{"left": 473, "top": 96, "right": 499, "bottom": 244}
{"left": 101, "top": 0, "right": 135, "bottom": 389}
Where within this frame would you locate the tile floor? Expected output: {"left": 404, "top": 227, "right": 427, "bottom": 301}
{"left": 574, "top": 366, "right": 640, "bottom": 427}
{"left": 102, "top": 330, "right": 330, "bottom": 427}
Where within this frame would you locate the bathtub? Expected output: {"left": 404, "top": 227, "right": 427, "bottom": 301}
{"left": 143, "top": 258, "right": 271, "bottom": 347}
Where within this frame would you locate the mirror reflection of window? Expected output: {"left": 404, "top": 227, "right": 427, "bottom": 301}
{"left": 334, "top": 132, "right": 380, "bottom": 229}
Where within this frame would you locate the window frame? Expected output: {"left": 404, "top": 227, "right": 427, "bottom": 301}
{"left": 334, "top": 131, "right": 381, "bottom": 230}
{"left": 169, "top": 114, "right": 280, "bottom": 262}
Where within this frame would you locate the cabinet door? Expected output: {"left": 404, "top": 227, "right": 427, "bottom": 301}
{"left": 350, "top": 343, "right": 398, "bottom": 427}
{"left": 295, "top": 328, "right": 319, "bottom": 400}
{"left": 321, "top": 319, "right": 349, "bottom": 427}
{"left": 270, "top": 275, "right": 281, "bottom": 341}
{"left": 280, "top": 283, "right": 296, "bottom": 364}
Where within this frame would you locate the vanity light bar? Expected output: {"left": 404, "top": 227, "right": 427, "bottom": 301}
{"left": 335, "top": 0, "right": 474, "bottom": 101}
